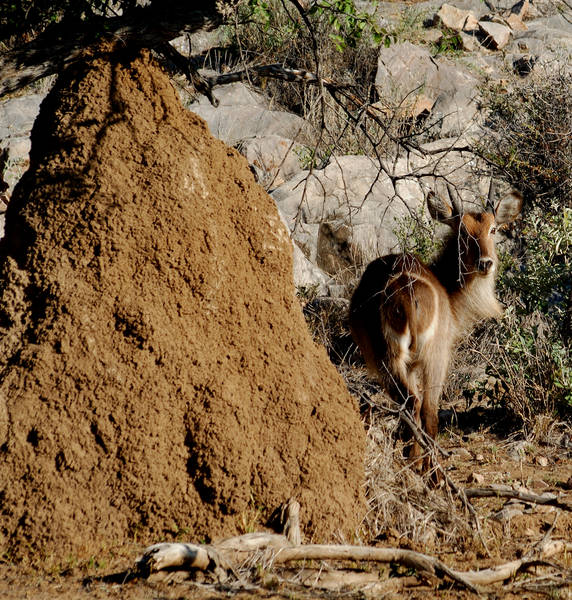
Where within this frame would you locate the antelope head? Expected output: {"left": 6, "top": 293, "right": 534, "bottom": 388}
{"left": 427, "top": 181, "right": 522, "bottom": 284}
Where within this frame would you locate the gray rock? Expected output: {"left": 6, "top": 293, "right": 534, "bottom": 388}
{"left": 509, "top": 15, "right": 572, "bottom": 54}
{"left": 278, "top": 208, "right": 331, "bottom": 293}
{"left": 188, "top": 82, "right": 314, "bottom": 146}
{"left": 478, "top": 20, "right": 513, "bottom": 49}
{"left": 292, "top": 242, "right": 331, "bottom": 294}
{"left": 434, "top": 3, "right": 479, "bottom": 31}
{"left": 375, "top": 42, "right": 480, "bottom": 137}
{"left": 272, "top": 155, "right": 424, "bottom": 279}
{"left": 0, "top": 93, "right": 44, "bottom": 141}
{"left": 0, "top": 93, "right": 45, "bottom": 196}
{"left": 236, "top": 135, "right": 304, "bottom": 190}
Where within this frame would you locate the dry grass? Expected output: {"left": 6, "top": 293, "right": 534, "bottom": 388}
{"left": 363, "top": 401, "right": 471, "bottom": 550}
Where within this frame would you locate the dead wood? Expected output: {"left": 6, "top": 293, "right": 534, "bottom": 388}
{"left": 137, "top": 533, "right": 572, "bottom": 593}
{"left": 453, "top": 539, "right": 572, "bottom": 587}
{"left": 269, "top": 543, "right": 480, "bottom": 592}
{"left": 465, "top": 484, "right": 572, "bottom": 511}
{"left": 379, "top": 395, "right": 492, "bottom": 555}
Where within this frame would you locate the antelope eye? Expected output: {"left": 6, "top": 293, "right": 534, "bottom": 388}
{"left": 490, "top": 226, "right": 496, "bottom": 235}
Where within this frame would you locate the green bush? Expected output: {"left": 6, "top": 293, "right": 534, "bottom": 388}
{"left": 466, "top": 64, "right": 572, "bottom": 429}
{"left": 492, "top": 207, "right": 572, "bottom": 424}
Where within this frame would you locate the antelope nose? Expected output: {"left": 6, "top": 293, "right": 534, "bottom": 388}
{"left": 479, "top": 258, "right": 494, "bottom": 274}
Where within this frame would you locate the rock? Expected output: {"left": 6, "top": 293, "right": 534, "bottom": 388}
{"left": 529, "top": 479, "right": 549, "bottom": 490}
{"left": 0, "top": 93, "right": 45, "bottom": 142}
{"left": 0, "top": 93, "right": 45, "bottom": 200}
{"left": 375, "top": 42, "right": 480, "bottom": 137}
{"left": 478, "top": 20, "right": 513, "bottom": 49}
{"left": 271, "top": 155, "right": 424, "bottom": 280}
{"left": 421, "top": 28, "right": 444, "bottom": 44}
{"left": 450, "top": 447, "right": 472, "bottom": 459}
{"left": 506, "top": 12, "right": 528, "bottom": 31}
{"left": 535, "top": 455, "right": 549, "bottom": 467}
{"left": 434, "top": 4, "right": 479, "bottom": 32}
{"left": 292, "top": 242, "right": 331, "bottom": 294}
{"left": 467, "top": 472, "right": 485, "bottom": 484}
{"left": 491, "top": 501, "right": 526, "bottom": 522}
{"left": 188, "top": 81, "right": 313, "bottom": 146}
{"left": 460, "top": 31, "right": 483, "bottom": 51}
{"left": 507, "top": 440, "right": 529, "bottom": 461}
{"left": 508, "top": 0, "right": 531, "bottom": 19}
{"left": 237, "top": 135, "right": 304, "bottom": 189}
{"left": 507, "top": 14, "right": 572, "bottom": 56}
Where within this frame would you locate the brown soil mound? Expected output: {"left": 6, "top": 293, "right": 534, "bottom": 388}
{"left": 0, "top": 48, "right": 365, "bottom": 564}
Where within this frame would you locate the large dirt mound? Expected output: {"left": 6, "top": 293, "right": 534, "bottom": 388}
{"left": 0, "top": 48, "right": 365, "bottom": 563}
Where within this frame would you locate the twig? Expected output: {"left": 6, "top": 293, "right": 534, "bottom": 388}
{"left": 380, "top": 394, "right": 492, "bottom": 556}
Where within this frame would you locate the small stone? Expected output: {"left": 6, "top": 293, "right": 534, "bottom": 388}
{"left": 475, "top": 453, "right": 485, "bottom": 463}
{"left": 459, "top": 32, "right": 482, "bottom": 52}
{"left": 478, "top": 21, "right": 512, "bottom": 50}
{"left": 491, "top": 504, "right": 525, "bottom": 522}
{"left": 529, "top": 479, "right": 549, "bottom": 490}
{"left": 450, "top": 447, "right": 472, "bottom": 460}
{"left": 468, "top": 472, "right": 485, "bottom": 484}
{"left": 435, "top": 4, "right": 479, "bottom": 32}
{"left": 506, "top": 13, "right": 528, "bottom": 31}
{"left": 535, "top": 456, "right": 549, "bottom": 467}
{"left": 422, "top": 28, "right": 444, "bottom": 44}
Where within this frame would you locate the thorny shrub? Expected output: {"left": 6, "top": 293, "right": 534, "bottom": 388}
{"left": 230, "top": 0, "right": 381, "bottom": 156}
{"left": 474, "top": 67, "right": 572, "bottom": 428}
{"left": 479, "top": 64, "right": 572, "bottom": 209}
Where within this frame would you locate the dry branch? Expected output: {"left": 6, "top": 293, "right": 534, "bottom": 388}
{"left": 0, "top": 3, "right": 222, "bottom": 98}
{"left": 135, "top": 533, "right": 572, "bottom": 593}
{"left": 465, "top": 485, "right": 572, "bottom": 511}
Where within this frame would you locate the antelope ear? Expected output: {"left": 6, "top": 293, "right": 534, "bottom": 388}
{"left": 495, "top": 190, "right": 523, "bottom": 224}
{"left": 427, "top": 190, "right": 457, "bottom": 224}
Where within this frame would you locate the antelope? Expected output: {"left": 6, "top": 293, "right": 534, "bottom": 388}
{"left": 349, "top": 182, "right": 522, "bottom": 475}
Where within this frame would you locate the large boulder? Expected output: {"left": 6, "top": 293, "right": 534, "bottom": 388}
{"left": 0, "top": 47, "right": 365, "bottom": 563}
{"left": 188, "top": 81, "right": 313, "bottom": 146}
{"left": 375, "top": 42, "right": 480, "bottom": 137}
{"left": 272, "top": 156, "right": 424, "bottom": 279}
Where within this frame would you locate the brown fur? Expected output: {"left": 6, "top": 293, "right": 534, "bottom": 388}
{"left": 350, "top": 187, "right": 522, "bottom": 477}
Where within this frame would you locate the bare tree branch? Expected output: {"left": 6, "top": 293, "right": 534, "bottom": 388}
{"left": 0, "top": 2, "right": 222, "bottom": 99}
{"left": 136, "top": 533, "right": 572, "bottom": 592}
